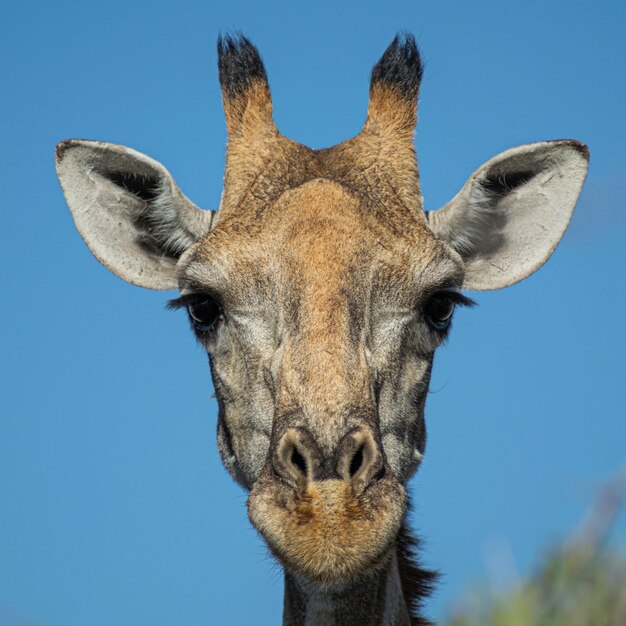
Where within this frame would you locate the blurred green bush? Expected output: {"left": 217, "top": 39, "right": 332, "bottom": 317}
{"left": 444, "top": 468, "right": 626, "bottom": 626}
{"left": 445, "top": 547, "right": 626, "bottom": 626}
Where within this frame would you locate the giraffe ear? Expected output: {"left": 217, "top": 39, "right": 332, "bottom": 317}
{"left": 55, "top": 140, "right": 213, "bottom": 290}
{"left": 427, "top": 140, "right": 589, "bottom": 291}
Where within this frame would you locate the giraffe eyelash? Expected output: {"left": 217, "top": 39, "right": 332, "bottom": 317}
{"left": 432, "top": 290, "right": 477, "bottom": 309}
{"left": 166, "top": 291, "right": 222, "bottom": 311}
{"left": 166, "top": 293, "right": 204, "bottom": 311}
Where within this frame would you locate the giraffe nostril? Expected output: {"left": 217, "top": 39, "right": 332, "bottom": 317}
{"left": 336, "top": 428, "right": 384, "bottom": 494}
{"left": 271, "top": 427, "right": 321, "bottom": 491}
{"left": 349, "top": 445, "right": 364, "bottom": 478}
{"left": 290, "top": 446, "right": 307, "bottom": 476}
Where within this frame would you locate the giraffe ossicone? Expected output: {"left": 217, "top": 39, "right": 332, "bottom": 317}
{"left": 56, "top": 33, "right": 588, "bottom": 625}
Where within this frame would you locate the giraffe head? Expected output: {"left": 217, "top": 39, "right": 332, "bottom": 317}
{"left": 55, "top": 34, "right": 588, "bottom": 587}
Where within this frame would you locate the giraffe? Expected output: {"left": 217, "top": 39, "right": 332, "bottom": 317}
{"left": 55, "top": 34, "right": 589, "bottom": 625}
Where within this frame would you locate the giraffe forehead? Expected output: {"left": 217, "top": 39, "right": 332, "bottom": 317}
{"left": 276, "top": 182, "right": 384, "bottom": 288}
{"left": 183, "top": 178, "right": 458, "bottom": 309}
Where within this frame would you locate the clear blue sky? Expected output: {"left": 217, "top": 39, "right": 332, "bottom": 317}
{"left": 1, "top": 1, "right": 625, "bottom": 624}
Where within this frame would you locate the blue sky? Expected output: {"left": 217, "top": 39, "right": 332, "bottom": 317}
{"left": 1, "top": 1, "right": 625, "bottom": 624}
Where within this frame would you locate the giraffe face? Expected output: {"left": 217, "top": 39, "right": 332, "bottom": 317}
{"left": 173, "top": 177, "right": 465, "bottom": 584}
{"left": 56, "top": 34, "right": 588, "bottom": 588}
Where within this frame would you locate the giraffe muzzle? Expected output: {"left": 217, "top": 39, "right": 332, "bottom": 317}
{"left": 247, "top": 425, "right": 406, "bottom": 585}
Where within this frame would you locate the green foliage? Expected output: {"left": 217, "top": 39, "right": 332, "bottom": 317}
{"left": 445, "top": 547, "right": 626, "bottom": 626}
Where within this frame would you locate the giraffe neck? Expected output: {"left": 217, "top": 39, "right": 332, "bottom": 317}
{"left": 282, "top": 552, "right": 412, "bottom": 626}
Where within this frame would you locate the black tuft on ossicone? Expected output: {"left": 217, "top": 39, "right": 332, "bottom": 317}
{"left": 217, "top": 33, "right": 268, "bottom": 100}
{"left": 371, "top": 32, "right": 423, "bottom": 100}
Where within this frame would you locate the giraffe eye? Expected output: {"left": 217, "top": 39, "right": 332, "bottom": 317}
{"left": 187, "top": 298, "right": 223, "bottom": 332}
{"left": 424, "top": 294, "right": 456, "bottom": 331}
{"left": 423, "top": 290, "right": 476, "bottom": 333}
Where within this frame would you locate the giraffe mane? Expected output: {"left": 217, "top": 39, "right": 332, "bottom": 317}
{"left": 397, "top": 516, "right": 439, "bottom": 625}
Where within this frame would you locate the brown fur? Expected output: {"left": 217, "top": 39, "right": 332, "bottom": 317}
{"left": 191, "top": 37, "right": 446, "bottom": 618}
